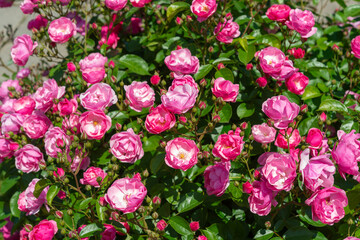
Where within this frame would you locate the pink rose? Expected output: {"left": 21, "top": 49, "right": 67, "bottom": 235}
{"left": 286, "top": 9, "right": 317, "bottom": 38}
{"left": 189, "top": 221, "right": 200, "bottom": 232}
{"left": 127, "top": 17, "right": 143, "bottom": 35}
{"left": 48, "top": 17, "right": 76, "bottom": 43}
{"left": 270, "top": 60, "right": 297, "bottom": 81}
{"left": 58, "top": 98, "right": 78, "bottom": 116}
{"left": 251, "top": 123, "right": 276, "bottom": 144}
{"left": 145, "top": 104, "right": 176, "bottom": 134}
{"left": 79, "top": 110, "right": 111, "bottom": 140}
{"left": 29, "top": 220, "right": 58, "bottom": 240}
{"left": 79, "top": 83, "right": 117, "bottom": 111}
{"left": 305, "top": 187, "right": 348, "bottom": 225}
{"left": 285, "top": 72, "right": 309, "bottom": 95}
{"left": 0, "top": 218, "right": 19, "bottom": 240}
{"left": 105, "top": 0, "right": 127, "bottom": 10}
{"left": 69, "top": 148, "right": 90, "bottom": 172}
{"left": 79, "top": 53, "right": 108, "bottom": 84}
{"left": 33, "top": 79, "right": 65, "bottom": 112}
{"left": 204, "top": 162, "right": 230, "bottom": 196}
{"left": 259, "top": 152, "right": 297, "bottom": 191}
{"left": 169, "top": 75, "right": 199, "bottom": 93}
{"left": 20, "top": 227, "right": 29, "bottom": 240}
{"left": 248, "top": 180, "right": 278, "bottom": 216}
{"left": 214, "top": 14, "right": 240, "bottom": 44}
{"left": 0, "top": 79, "right": 22, "bottom": 100}
{"left": 11, "top": 34, "right": 37, "bottom": 66}
{"left": 13, "top": 96, "right": 35, "bottom": 115}
{"left": 105, "top": 175, "right": 147, "bottom": 213}
{"left": 1, "top": 113, "right": 24, "bottom": 135}
{"left": 164, "top": 48, "right": 200, "bottom": 76}
{"left": 44, "top": 127, "right": 71, "bottom": 158}
{"left": 80, "top": 167, "right": 107, "bottom": 187}
{"left": 62, "top": 114, "right": 80, "bottom": 134}
{"left": 165, "top": 137, "right": 199, "bottom": 171}
{"left": 212, "top": 128, "right": 244, "bottom": 161}
{"left": 124, "top": 81, "right": 155, "bottom": 112}
{"left": 27, "top": 15, "right": 48, "bottom": 31}
{"left": 266, "top": 4, "right": 291, "bottom": 22}
{"left": 274, "top": 128, "right": 301, "bottom": 149}
{"left": 0, "top": 99, "right": 15, "bottom": 114}
{"left": 67, "top": 62, "right": 76, "bottom": 72}
{"left": 23, "top": 111, "right": 52, "bottom": 139}
{"left": 110, "top": 128, "right": 144, "bottom": 164}
{"left": 150, "top": 75, "right": 160, "bottom": 85}
{"left": 262, "top": 95, "right": 300, "bottom": 129}
{"left": 288, "top": 48, "right": 305, "bottom": 59}
{"left": 243, "top": 181, "right": 253, "bottom": 194}
{"left": 161, "top": 84, "right": 198, "bottom": 114}
{"left": 101, "top": 224, "right": 120, "bottom": 240}
{"left": 20, "top": 0, "right": 37, "bottom": 15}
{"left": 0, "top": 137, "right": 17, "bottom": 160}
{"left": 211, "top": 77, "right": 239, "bottom": 102}
{"left": 129, "top": 0, "right": 150, "bottom": 7}
{"left": 190, "top": 0, "right": 217, "bottom": 22}
{"left": 306, "top": 128, "right": 323, "bottom": 149}
{"left": 198, "top": 236, "right": 208, "bottom": 240}
{"left": 18, "top": 178, "right": 49, "bottom": 215}
{"left": 15, "top": 144, "right": 44, "bottom": 173}
{"left": 99, "top": 18, "right": 122, "bottom": 49}
{"left": 156, "top": 220, "right": 167, "bottom": 231}
{"left": 351, "top": 36, "right": 360, "bottom": 59}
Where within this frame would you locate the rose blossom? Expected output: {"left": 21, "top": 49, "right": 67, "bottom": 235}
{"left": 0, "top": 137, "right": 17, "bottom": 160}
{"left": 164, "top": 48, "right": 200, "bottom": 76}
{"left": 105, "top": 175, "right": 147, "bottom": 213}
{"left": 44, "top": 127, "right": 71, "bottom": 158}
{"left": 80, "top": 167, "right": 107, "bottom": 187}
{"left": 150, "top": 75, "right": 160, "bottom": 85}
{"left": 243, "top": 181, "right": 253, "bottom": 194}
{"left": 28, "top": 15, "right": 48, "bottom": 31}
{"left": 105, "top": 0, "right": 127, "bottom": 10}
{"left": 79, "top": 110, "right": 111, "bottom": 140}
{"left": 20, "top": 0, "right": 37, "bottom": 14}
{"left": 156, "top": 220, "right": 167, "bottom": 231}
{"left": 285, "top": 72, "right": 309, "bottom": 95}
{"left": 99, "top": 17, "right": 122, "bottom": 49}
{"left": 11, "top": 34, "right": 37, "bottom": 66}
{"left": 165, "top": 137, "right": 199, "bottom": 171}
{"left": 161, "top": 84, "right": 198, "bottom": 114}
{"left": 212, "top": 128, "right": 244, "bottom": 161}
{"left": 189, "top": 221, "right": 200, "bottom": 232}
{"left": 23, "top": 111, "right": 52, "bottom": 139}
{"left": 214, "top": 14, "right": 240, "bottom": 44}
{"left": 80, "top": 83, "right": 117, "bottom": 111}
{"left": 18, "top": 178, "right": 49, "bottom": 215}
{"left": 248, "top": 180, "right": 278, "bottom": 216}
{"left": 69, "top": 148, "right": 90, "bottom": 172}
{"left": 124, "top": 81, "right": 155, "bottom": 112}
{"left": 306, "top": 128, "right": 323, "bottom": 149}
{"left": 169, "top": 75, "right": 199, "bottom": 93}
{"left": 33, "top": 79, "right": 65, "bottom": 112}
{"left": 17, "top": 68, "right": 31, "bottom": 80}
{"left": 48, "top": 17, "right": 76, "bottom": 43}
{"left": 190, "top": 0, "right": 217, "bottom": 22}
{"left": 251, "top": 123, "right": 276, "bottom": 144}
{"left": 0, "top": 99, "right": 15, "bottom": 114}
{"left": 351, "top": 36, "right": 360, "bottom": 59}
{"left": 305, "top": 187, "right": 348, "bottom": 225}
{"left": 288, "top": 48, "right": 305, "bottom": 59}
{"left": 29, "top": 220, "right": 58, "bottom": 240}
{"left": 274, "top": 128, "right": 301, "bottom": 149}
{"left": 58, "top": 98, "right": 78, "bottom": 116}
{"left": 79, "top": 53, "right": 108, "bottom": 84}
{"left": 101, "top": 224, "right": 121, "bottom": 240}
{"left": 286, "top": 9, "right": 317, "bottom": 38}
{"left": 1, "top": 113, "right": 24, "bottom": 135}
{"left": 211, "top": 77, "right": 239, "bottom": 102}
{"left": 15, "top": 144, "right": 44, "bottom": 173}
{"left": 13, "top": 96, "right": 35, "bottom": 115}
{"left": 145, "top": 104, "right": 176, "bottom": 134}
{"left": 129, "top": 0, "right": 150, "bottom": 7}
{"left": 0, "top": 79, "right": 22, "bottom": 100}
{"left": 110, "top": 128, "right": 144, "bottom": 164}
{"left": 204, "top": 162, "right": 230, "bottom": 196}
{"left": 262, "top": 95, "right": 300, "bottom": 129}
{"left": 266, "top": 4, "right": 291, "bottom": 22}
{"left": 0, "top": 218, "right": 19, "bottom": 240}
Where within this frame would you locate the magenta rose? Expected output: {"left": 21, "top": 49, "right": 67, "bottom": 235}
{"left": 101, "top": 224, "right": 119, "bottom": 240}
{"left": 262, "top": 95, "right": 300, "bottom": 129}
{"left": 214, "top": 14, "right": 240, "bottom": 44}
{"left": 190, "top": 0, "right": 217, "bottom": 22}
{"left": 79, "top": 110, "right": 111, "bottom": 140}
{"left": 305, "top": 187, "right": 348, "bottom": 225}
{"left": 286, "top": 9, "right": 317, "bottom": 38}
{"left": 274, "top": 128, "right": 301, "bottom": 149}
{"left": 33, "top": 79, "right": 65, "bottom": 112}
{"left": 0, "top": 0, "right": 13, "bottom": 7}
{"left": 145, "top": 104, "right": 176, "bottom": 134}
{"left": 80, "top": 167, "right": 107, "bottom": 187}
{"left": 248, "top": 180, "right": 278, "bottom": 216}
{"left": 251, "top": 123, "right": 276, "bottom": 144}
{"left": 0, "top": 137, "right": 18, "bottom": 160}
{"left": 164, "top": 48, "right": 200, "bottom": 76}
{"left": 13, "top": 96, "right": 35, "bottom": 115}
{"left": 1, "top": 113, "right": 24, "bottom": 135}
{"left": 11, "top": 34, "right": 37, "bottom": 66}
{"left": 18, "top": 178, "right": 49, "bottom": 215}
{"left": 0, "top": 218, "right": 19, "bottom": 240}
{"left": 212, "top": 128, "right": 244, "bottom": 161}
{"left": 105, "top": 175, "right": 147, "bottom": 213}
{"left": 57, "top": 98, "right": 78, "bottom": 116}
{"left": 80, "top": 83, "right": 118, "bottom": 111}
{"left": 23, "top": 111, "right": 52, "bottom": 139}
{"left": 110, "top": 128, "right": 144, "bottom": 164}
{"left": 285, "top": 72, "right": 309, "bottom": 95}
{"left": 105, "top": 0, "right": 127, "bottom": 10}
{"left": 211, "top": 77, "right": 239, "bottom": 102}
{"left": 165, "top": 137, "right": 199, "bottom": 171}
{"left": 29, "top": 220, "right": 58, "bottom": 240}
{"left": 306, "top": 128, "right": 323, "bottom": 149}
{"left": 48, "top": 17, "right": 76, "bottom": 43}
{"left": 161, "top": 84, "right": 198, "bottom": 114}
{"left": 266, "top": 4, "right": 291, "bottom": 22}
{"left": 44, "top": 127, "right": 71, "bottom": 158}
{"left": 27, "top": 15, "right": 48, "bottom": 31}
{"left": 79, "top": 53, "right": 108, "bottom": 84}
{"left": 124, "top": 81, "right": 155, "bottom": 112}
{"left": 15, "top": 144, "right": 44, "bottom": 173}
{"left": 129, "top": 0, "right": 150, "bottom": 7}
{"left": 351, "top": 36, "right": 360, "bottom": 59}
{"left": 0, "top": 79, "right": 23, "bottom": 100}
{"left": 20, "top": 0, "right": 37, "bottom": 14}
{"left": 204, "top": 162, "right": 230, "bottom": 196}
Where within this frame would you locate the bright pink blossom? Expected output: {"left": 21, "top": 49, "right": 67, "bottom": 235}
{"left": 285, "top": 72, "right": 309, "bottom": 95}
{"left": 190, "top": 0, "right": 217, "bottom": 22}
{"left": 145, "top": 104, "right": 176, "bottom": 134}
{"left": 48, "top": 17, "right": 76, "bottom": 43}
{"left": 11, "top": 34, "right": 37, "bottom": 66}
{"left": 286, "top": 9, "right": 317, "bottom": 38}
{"left": 80, "top": 83, "right": 117, "bottom": 111}
{"left": 211, "top": 77, "right": 239, "bottom": 102}
{"left": 164, "top": 48, "right": 199, "bottom": 76}
{"left": 79, "top": 53, "right": 108, "bottom": 84}
{"left": 161, "top": 84, "right": 198, "bottom": 114}
{"left": 15, "top": 144, "right": 44, "bottom": 173}
{"left": 266, "top": 4, "right": 291, "bottom": 22}
{"left": 18, "top": 178, "right": 49, "bottom": 215}
{"left": 165, "top": 137, "right": 199, "bottom": 171}
{"left": 248, "top": 180, "right": 278, "bottom": 216}
{"left": 251, "top": 123, "right": 276, "bottom": 144}
{"left": 204, "top": 162, "right": 230, "bottom": 196}
{"left": 214, "top": 14, "right": 240, "bottom": 44}
{"left": 44, "top": 127, "right": 70, "bottom": 158}
{"left": 23, "top": 111, "right": 52, "bottom": 139}
{"left": 125, "top": 81, "right": 155, "bottom": 112}
{"left": 29, "top": 220, "right": 58, "bottom": 240}
{"left": 275, "top": 128, "right": 301, "bottom": 149}
{"left": 80, "top": 167, "right": 107, "bottom": 187}
{"left": 79, "top": 110, "right": 111, "bottom": 140}
{"left": 212, "top": 128, "right": 244, "bottom": 161}
{"left": 33, "top": 79, "right": 65, "bottom": 112}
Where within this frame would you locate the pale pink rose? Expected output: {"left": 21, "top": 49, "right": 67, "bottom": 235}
{"left": 248, "top": 180, "right": 278, "bottom": 216}
{"left": 275, "top": 128, "right": 301, "bottom": 149}
{"left": 69, "top": 148, "right": 90, "bottom": 172}
{"left": 0, "top": 218, "right": 19, "bottom": 240}
{"left": 169, "top": 75, "right": 199, "bottom": 93}
{"left": 262, "top": 95, "right": 300, "bottom": 129}
{"left": 204, "top": 162, "right": 230, "bottom": 196}
{"left": 0, "top": 98, "right": 15, "bottom": 114}
{"left": 129, "top": 0, "right": 150, "bottom": 7}
{"left": 258, "top": 47, "right": 285, "bottom": 74}
{"left": 15, "top": 144, "right": 44, "bottom": 173}
{"left": 164, "top": 48, "right": 200, "bottom": 76}
{"left": 33, "top": 79, "right": 65, "bottom": 112}
{"left": 306, "top": 128, "right": 323, "bottom": 149}
{"left": 13, "top": 96, "right": 35, "bottom": 115}
{"left": 79, "top": 53, "right": 108, "bottom": 84}
{"left": 305, "top": 187, "right": 348, "bottom": 225}
{"left": 269, "top": 59, "right": 298, "bottom": 81}
{"left": 211, "top": 77, "right": 239, "bottom": 102}
{"left": 212, "top": 128, "right": 244, "bottom": 161}
{"left": 190, "top": 0, "right": 217, "bottom": 22}
{"left": 80, "top": 167, "right": 107, "bottom": 187}
{"left": 79, "top": 110, "right": 111, "bottom": 140}
{"left": 62, "top": 114, "right": 80, "bottom": 134}
{"left": 156, "top": 220, "right": 167, "bottom": 231}
{"left": 285, "top": 72, "right": 309, "bottom": 95}
{"left": 29, "top": 220, "right": 58, "bottom": 240}
{"left": 105, "top": 175, "right": 147, "bottom": 213}
{"left": 0, "top": 79, "right": 22, "bottom": 100}
{"left": 124, "top": 81, "right": 155, "bottom": 112}
{"left": 11, "top": 34, "right": 37, "bottom": 66}
{"left": 1, "top": 113, "right": 24, "bottom": 134}
{"left": 110, "top": 128, "right": 144, "bottom": 164}
{"left": 0, "top": 137, "right": 17, "bottom": 159}
{"left": 214, "top": 14, "right": 240, "bottom": 44}
{"left": 351, "top": 36, "right": 360, "bottom": 59}
{"left": 18, "top": 178, "right": 49, "bottom": 215}
{"left": 44, "top": 127, "right": 71, "bottom": 158}
{"left": 23, "top": 111, "right": 52, "bottom": 139}
{"left": 286, "top": 9, "right": 317, "bottom": 38}
{"left": 145, "top": 104, "right": 176, "bottom": 134}
{"left": 80, "top": 83, "right": 117, "bottom": 111}
{"left": 165, "top": 137, "right": 199, "bottom": 171}
{"left": 57, "top": 98, "right": 78, "bottom": 116}
{"left": 27, "top": 15, "right": 48, "bottom": 31}
{"left": 300, "top": 149, "right": 335, "bottom": 192}
{"left": 161, "top": 84, "right": 198, "bottom": 114}
{"left": 266, "top": 4, "right": 291, "bottom": 22}
{"left": 48, "top": 17, "right": 76, "bottom": 43}
{"left": 105, "top": 0, "right": 127, "bottom": 10}
{"left": 20, "top": 0, "right": 37, "bottom": 15}
{"left": 259, "top": 152, "right": 296, "bottom": 191}
{"left": 251, "top": 123, "right": 276, "bottom": 144}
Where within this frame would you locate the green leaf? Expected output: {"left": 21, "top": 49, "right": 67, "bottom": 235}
{"left": 301, "top": 86, "right": 322, "bottom": 100}
{"left": 79, "top": 223, "right": 103, "bottom": 238}
{"left": 150, "top": 153, "right": 165, "bottom": 174}
{"left": 254, "top": 229, "right": 274, "bottom": 240}
{"left": 344, "top": 4, "right": 360, "bottom": 18}
{"left": 217, "top": 104, "right": 232, "bottom": 123}
{"left": 298, "top": 208, "right": 327, "bottom": 227}
{"left": 46, "top": 185, "right": 60, "bottom": 206}
{"left": 167, "top": 2, "right": 190, "bottom": 22}
{"left": 0, "top": 177, "right": 19, "bottom": 195}
{"left": 168, "top": 216, "right": 193, "bottom": 236}
{"left": 284, "top": 226, "right": 316, "bottom": 240}
{"left": 336, "top": 0, "right": 346, "bottom": 8}
{"left": 215, "top": 68, "right": 234, "bottom": 82}
{"left": 142, "top": 135, "right": 162, "bottom": 152}
{"left": 256, "top": 34, "right": 281, "bottom": 48}
{"left": 298, "top": 117, "right": 319, "bottom": 136}
{"left": 238, "top": 43, "right": 256, "bottom": 65}
{"left": 10, "top": 192, "right": 21, "bottom": 218}
{"left": 318, "top": 99, "right": 348, "bottom": 113}
{"left": 79, "top": 198, "right": 96, "bottom": 210}
{"left": 212, "top": 58, "right": 233, "bottom": 65}
{"left": 119, "top": 54, "right": 150, "bottom": 76}
{"left": 109, "top": 220, "right": 128, "bottom": 234}
{"left": 177, "top": 192, "right": 204, "bottom": 213}
{"left": 282, "top": 92, "right": 301, "bottom": 105}
{"left": 236, "top": 103, "right": 255, "bottom": 119}
{"left": 194, "top": 64, "right": 213, "bottom": 80}
{"left": 96, "top": 201, "right": 107, "bottom": 222}
{"left": 341, "top": 119, "right": 359, "bottom": 133}
{"left": 34, "top": 179, "right": 51, "bottom": 198}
